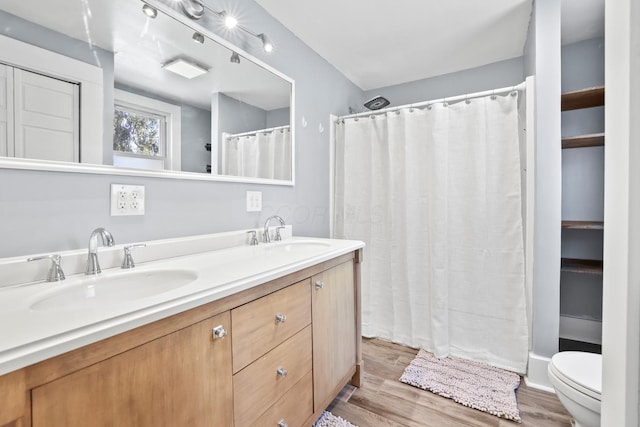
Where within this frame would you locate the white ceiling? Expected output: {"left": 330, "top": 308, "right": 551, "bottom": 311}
{"left": 256, "top": 0, "right": 605, "bottom": 91}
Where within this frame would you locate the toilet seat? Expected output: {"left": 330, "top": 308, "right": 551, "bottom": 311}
{"left": 549, "top": 352, "right": 601, "bottom": 401}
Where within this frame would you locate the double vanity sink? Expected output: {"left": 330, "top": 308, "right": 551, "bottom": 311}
{"left": 0, "top": 234, "right": 359, "bottom": 374}
{"left": 28, "top": 240, "right": 331, "bottom": 312}
{"left": 0, "top": 230, "right": 364, "bottom": 427}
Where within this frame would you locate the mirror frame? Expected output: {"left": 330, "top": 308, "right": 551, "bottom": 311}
{"left": 0, "top": 0, "right": 296, "bottom": 186}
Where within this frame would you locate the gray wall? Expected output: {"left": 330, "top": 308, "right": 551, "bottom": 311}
{"left": 218, "top": 94, "right": 268, "bottom": 135}
{"left": 0, "top": 10, "right": 115, "bottom": 164}
{"left": 560, "top": 37, "right": 605, "bottom": 322}
{"left": 266, "top": 108, "right": 291, "bottom": 128}
{"left": 180, "top": 104, "right": 211, "bottom": 174}
{"left": 0, "top": 0, "right": 364, "bottom": 258}
{"left": 363, "top": 57, "right": 524, "bottom": 108}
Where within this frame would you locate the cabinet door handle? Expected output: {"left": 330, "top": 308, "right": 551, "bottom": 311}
{"left": 315, "top": 281, "right": 324, "bottom": 290}
{"left": 275, "top": 313, "right": 287, "bottom": 324}
{"left": 278, "top": 420, "right": 288, "bottom": 427}
{"left": 212, "top": 325, "right": 227, "bottom": 340}
{"left": 276, "top": 367, "right": 288, "bottom": 378}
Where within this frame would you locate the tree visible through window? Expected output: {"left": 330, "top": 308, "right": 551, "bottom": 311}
{"left": 113, "top": 107, "right": 163, "bottom": 156}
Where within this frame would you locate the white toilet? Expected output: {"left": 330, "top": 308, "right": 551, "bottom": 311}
{"left": 548, "top": 351, "right": 602, "bottom": 427}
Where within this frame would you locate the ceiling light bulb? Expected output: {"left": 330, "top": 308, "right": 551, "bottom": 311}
{"left": 259, "top": 34, "right": 273, "bottom": 53}
{"left": 222, "top": 12, "right": 238, "bottom": 29}
{"left": 142, "top": 4, "right": 158, "bottom": 18}
{"left": 192, "top": 32, "right": 205, "bottom": 44}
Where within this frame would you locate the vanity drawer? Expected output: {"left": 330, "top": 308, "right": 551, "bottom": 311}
{"left": 234, "top": 326, "right": 312, "bottom": 427}
{"left": 232, "top": 279, "right": 311, "bottom": 373}
{"left": 249, "top": 371, "right": 313, "bottom": 427}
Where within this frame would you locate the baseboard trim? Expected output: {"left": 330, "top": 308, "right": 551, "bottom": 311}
{"left": 524, "top": 352, "right": 555, "bottom": 393}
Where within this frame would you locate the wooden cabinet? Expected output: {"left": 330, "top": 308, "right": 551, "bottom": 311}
{"left": 31, "top": 311, "right": 233, "bottom": 427}
{"left": 0, "top": 250, "right": 361, "bottom": 427}
{"left": 234, "top": 327, "right": 313, "bottom": 426}
{"left": 231, "top": 279, "right": 311, "bottom": 373}
{"left": 312, "top": 260, "right": 356, "bottom": 411}
{"left": 232, "top": 279, "right": 314, "bottom": 426}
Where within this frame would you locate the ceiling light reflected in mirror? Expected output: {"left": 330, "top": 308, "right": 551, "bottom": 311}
{"left": 142, "top": 4, "right": 158, "bottom": 18}
{"left": 162, "top": 58, "right": 209, "bottom": 79}
{"left": 192, "top": 31, "right": 205, "bottom": 44}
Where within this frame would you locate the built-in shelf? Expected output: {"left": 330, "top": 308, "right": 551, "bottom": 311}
{"left": 561, "top": 86, "right": 605, "bottom": 111}
{"left": 562, "top": 220, "right": 604, "bottom": 230}
{"left": 562, "top": 133, "right": 605, "bottom": 149}
{"left": 561, "top": 258, "right": 603, "bottom": 275}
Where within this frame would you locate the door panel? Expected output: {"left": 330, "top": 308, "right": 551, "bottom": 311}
{"left": 13, "top": 69, "right": 79, "bottom": 162}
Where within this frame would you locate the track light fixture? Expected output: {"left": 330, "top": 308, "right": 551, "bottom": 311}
{"left": 177, "top": 0, "right": 274, "bottom": 53}
{"left": 230, "top": 52, "right": 240, "bottom": 64}
{"left": 177, "top": 0, "right": 236, "bottom": 29}
{"left": 142, "top": 4, "right": 158, "bottom": 19}
{"left": 220, "top": 11, "right": 237, "bottom": 29}
{"left": 258, "top": 33, "right": 273, "bottom": 53}
{"left": 192, "top": 32, "right": 205, "bottom": 44}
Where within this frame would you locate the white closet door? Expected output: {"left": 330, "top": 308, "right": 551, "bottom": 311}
{"left": 0, "top": 64, "right": 14, "bottom": 157}
{"left": 13, "top": 69, "right": 79, "bottom": 162}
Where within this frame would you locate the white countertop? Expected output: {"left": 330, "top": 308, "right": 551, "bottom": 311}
{"left": 0, "top": 236, "right": 364, "bottom": 376}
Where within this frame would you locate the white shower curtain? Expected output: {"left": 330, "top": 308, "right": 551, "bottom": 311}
{"left": 222, "top": 127, "right": 291, "bottom": 180}
{"left": 333, "top": 92, "right": 529, "bottom": 373}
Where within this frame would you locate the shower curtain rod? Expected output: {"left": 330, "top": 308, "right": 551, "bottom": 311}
{"left": 226, "top": 124, "right": 290, "bottom": 139}
{"left": 338, "top": 81, "right": 526, "bottom": 121}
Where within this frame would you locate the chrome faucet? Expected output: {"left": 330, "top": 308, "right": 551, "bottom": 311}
{"left": 263, "top": 215, "right": 286, "bottom": 243}
{"left": 85, "top": 227, "right": 115, "bottom": 275}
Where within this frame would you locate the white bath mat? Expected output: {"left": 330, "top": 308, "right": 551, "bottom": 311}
{"left": 400, "top": 349, "right": 522, "bottom": 422}
{"left": 313, "top": 411, "right": 359, "bottom": 427}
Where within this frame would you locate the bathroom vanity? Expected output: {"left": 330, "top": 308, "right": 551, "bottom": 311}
{"left": 0, "top": 233, "right": 363, "bottom": 427}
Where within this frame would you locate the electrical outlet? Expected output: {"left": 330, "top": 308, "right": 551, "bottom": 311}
{"left": 111, "top": 184, "right": 145, "bottom": 216}
{"left": 246, "top": 191, "right": 262, "bottom": 212}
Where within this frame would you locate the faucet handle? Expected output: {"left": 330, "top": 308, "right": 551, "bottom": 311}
{"left": 275, "top": 226, "right": 286, "bottom": 241}
{"left": 27, "top": 254, "right": 65, "bottom": 282}
{"left": 121, "top": 244, "right": 146, "bottom": 269}
{"left": 246, "top": 230, "right": 259, "bottom": 246}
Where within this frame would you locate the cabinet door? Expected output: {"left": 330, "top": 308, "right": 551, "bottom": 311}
{"left": 312, "top": 260, "right": 356, "bottom": 410}
{"left": 32, "top": 311, "right": 233, "bottom": 427}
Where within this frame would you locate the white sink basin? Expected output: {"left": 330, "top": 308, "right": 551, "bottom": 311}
{"left": 30, "top": 269, "right": 198, "bottom": 311}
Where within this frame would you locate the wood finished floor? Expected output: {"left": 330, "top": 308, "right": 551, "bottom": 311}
{"left": 327, "top": 338, "right": 573, "bottom": 427}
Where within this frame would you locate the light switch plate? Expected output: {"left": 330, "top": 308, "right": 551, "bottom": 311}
{"left": 111, "top": 184, "right": 145, "bottom": 216}
{"left": 246, "top": 191, "right": 262, "bottom": 212}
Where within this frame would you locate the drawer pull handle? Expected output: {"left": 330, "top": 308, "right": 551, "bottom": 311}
{"left": 276, "top": 367, "right": 288, "bottom": 378}
{"left": 275, "top": 313, "right": 287, "bottom": 324}
{"left": 212, "top": 325, "right": 227, "bottom": 340}
{"left": 315, "top": 281, "right": 324, "bottom": 290}
{"left": 278, "top": 420, "right": 288, "bottom": 427}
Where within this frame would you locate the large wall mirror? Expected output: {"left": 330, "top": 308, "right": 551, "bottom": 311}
{"left": 0, "top": 0, "right": 294, "bottom": 185}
